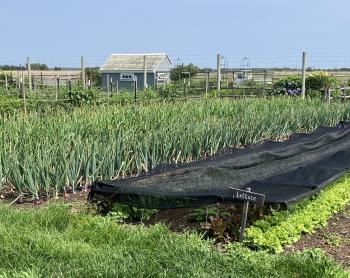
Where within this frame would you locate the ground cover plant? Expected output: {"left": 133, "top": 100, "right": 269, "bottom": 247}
{"left": 245, "top": 174, "right": 350, "bottom": 253}
{"left": 0, "top": 97, "right": 350, "bottom": 201}
{"left": 0, "top": 203, "right": 348, "bottom": 278}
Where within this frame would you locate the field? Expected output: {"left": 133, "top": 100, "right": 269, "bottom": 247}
{"left": 1, "top": 96, "right": 350, "bottom": 277}
{"left": 1, "top": 98, "right": 350, "bottom": 200}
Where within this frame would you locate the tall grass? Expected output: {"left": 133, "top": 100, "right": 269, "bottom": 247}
{"left": 0, "top": 98, "right": 349, "bottom": 199}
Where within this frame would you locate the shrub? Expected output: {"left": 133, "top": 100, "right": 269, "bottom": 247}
{"left": 306, "top": 71, "right": 337, "bottom": 92}
{"left": 66, "top": 87, "right": 99, "bottom": 106}
{"left": 170, "top": 64, "right": 200, "bottom": 81}
{"left": 272, "top": 75, "right": 302, "bottom": 96}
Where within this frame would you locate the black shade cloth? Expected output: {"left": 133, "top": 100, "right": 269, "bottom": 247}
{"left": 89, "top": 122, "right": 350, "bottom": 208}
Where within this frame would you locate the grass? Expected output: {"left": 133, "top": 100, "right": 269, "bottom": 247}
{"left": 1, "top": 97, "right": 350, "bottom": 199}
{"left": 0, "top": 203, "right": 348, "bottom": 278}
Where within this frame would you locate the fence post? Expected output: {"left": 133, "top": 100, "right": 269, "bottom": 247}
{"left": 301, "top": 52, "right": 307, "bottom": 99}
{"left": 81, "top": 56, "right": 85, "bottom": 89}
{"left": 21, "top": 70, "right": 25, "bottom": 99}
{"left": 32, "top": 76, "right": 36, "bottom": 91}
{"left": 263, "top": 69, "right": 267, "bottom": 96}
{"left": 106, "top": 73, "right": 110, "bottom": 97}
{"left": 217, "top": 54, "right": 221, "bottom": 91}
{"left": 205, "top": 71, "right": 209, "bottom": 94}
{"left": 27, "top": 57, "right": 32, "bottom": 92}
{"left": 5, "top": 75, "right": 8, "bottom": 92}
{"left": 143, "top": 55, "right": 147, "bottom": 89}
{"left": 134, "top": 77, "right": 137, "bottom": 102}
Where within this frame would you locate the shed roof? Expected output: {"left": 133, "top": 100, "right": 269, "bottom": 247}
{"left": 100, "top": 53, "right": 171, "bottom": 72}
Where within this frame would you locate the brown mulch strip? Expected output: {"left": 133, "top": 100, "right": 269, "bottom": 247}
{"left": 285, "top": 204, "right": 350, "bottom": 270}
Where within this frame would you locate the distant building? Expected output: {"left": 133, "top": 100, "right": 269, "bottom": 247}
{"left": 99, "top": 53, "right": 171, "bottom": 91}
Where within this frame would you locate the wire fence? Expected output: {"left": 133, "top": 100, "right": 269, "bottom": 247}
{"left": 1, "top": 52, "right": 350, "bottom": 102}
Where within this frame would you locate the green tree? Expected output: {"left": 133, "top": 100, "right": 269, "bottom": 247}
{"left": 170, "top": 63, "right": 200, "bottom": 81}
{"left": 85, "top": 67, "right": 102, "bottom": 86}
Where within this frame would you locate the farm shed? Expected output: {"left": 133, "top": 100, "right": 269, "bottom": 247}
{"left": 100, "top": 53, "right": 171, "bottom": 91}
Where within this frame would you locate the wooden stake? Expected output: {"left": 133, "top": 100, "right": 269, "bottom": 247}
{"left": 27, "top": 57, "right": 32, "bottom": 92}
{"left": 239, "top": 188, "right": 251, "bottom": 242}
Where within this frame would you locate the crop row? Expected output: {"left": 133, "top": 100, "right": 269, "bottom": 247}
{"left": 0, "top": 98, "right": 350, "bottom": 200}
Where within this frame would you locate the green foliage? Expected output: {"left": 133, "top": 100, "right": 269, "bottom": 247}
{"left": 306, "top": 71, "right": 338, "bottom": 91}
{"left": 190, "top": 206, "right": 221, "bottom": 222}
{"left": 0, "top": 203, "right": 347, "bottom": 277}
{"left": 85, "top": 67, "right": 102, "bottom": 86}
{"left": 245, "top": 174, "right": 350, "bottom": 253}
{"left": 1, "top": 98, "right": 350, "bottom": 198}
{"left": 155, "top": 83, "right": 184, "bottom": 98}
{"left": 109, "top": 202, "right": 157, "bottom": 222}
{"left": 67, "top": 87, "right": 99, "bottom": 106}
{"left": 272, "top": 75, "right": 302, "bottom": 96}
{"left": 27, "top": 63, "right": 49, "bottom": 70}
{"left": 170, "top": 63, "right": 200, "bottom": 81}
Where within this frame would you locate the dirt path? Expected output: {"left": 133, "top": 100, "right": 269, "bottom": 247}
{"left": 285, "top": 204, "right": 350, "bottom": 270}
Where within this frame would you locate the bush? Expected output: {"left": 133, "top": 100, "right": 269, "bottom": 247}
{"left": 170, "top": 64, "right": 200, "bottom": 81}
{"left": 306, "top": 71, "right": 337, "bottom": 92}
{"left": 67, "top": 87, "right": 99, "bottom": 106}
{"left": 272, "top": 75, "right": 302, "bottom": 96}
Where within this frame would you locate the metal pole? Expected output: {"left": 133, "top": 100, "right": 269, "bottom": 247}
{"left": 217, "top": 54, "right": 221, "bottom": 91}
{"left": 143, "top": 55, "right": 147, "bottom": 89}
{"left": 134, "top": 79, "right": 137, "bottom": 102}
{"left": 27, "top": 57, "right": 31, "bottom": 92}
{"left": 239, "top": 188, "right": 251, "bottom": 242}
{"left": 81, "top": 56, "right": 85, "bottom": 89}
{"left": 301, "top": 52, "right": 307, "bottom": 99}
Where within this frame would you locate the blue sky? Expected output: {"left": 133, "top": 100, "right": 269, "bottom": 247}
{"left": 1, "top": 0, "right": 349, "bottom": 68}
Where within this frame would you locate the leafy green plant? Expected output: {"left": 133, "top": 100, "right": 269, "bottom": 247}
{"left": 321, "top": 232, "right": 342, "bottom": 247}
{"left": 245, "top": 174, "right": 350, "bottom": 253}
{"left": 67, "top": 87, "right": 98, "bottom": 106}
{"left": 110, "top": 202, "right": 157, "bottom": 222}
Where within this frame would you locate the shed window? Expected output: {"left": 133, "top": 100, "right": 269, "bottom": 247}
{"left": 120, "top": 73, "right": 134, "bottom": 81}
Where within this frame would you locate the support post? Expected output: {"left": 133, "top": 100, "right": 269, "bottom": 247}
{"left": 301, "top": 52, "right": 307, "bottom": 99}
{"left": 40, "top": 72, "right": 44, "bottom": 91}
{"left": 110, "top": 77, "right": 113, "bottom": 93}
{"left": 81, "top": 56, "right": 85, "bottom": 89}
{"left": 205, "top": 71, "right": 209, "bottom": 94}
{"left": 106, "top": 73, "right": 109, "bottom": 92}
{"left": 239, "top": 188, "right": 251, "bottom": 242}
{"left": 27, "top": 57, "right": 31, "bottom": 92}
{"left": 5, "top": 75, "right": 8, "bottom": 92}
{"left": 217, "top": 54, "right": 221, "bottom": 91}
{"left": 68, "top": 78, "right": 72, "bottom": 94}
{"left": 143, "top": 55, "right": 147, "bottom": 89}
{"left": 56, "top": 75, "right": 60, "bottom": 101}
{"left": 134, "top": 78, "right": 137, "bottom": 102}
{"left": 263, "top": 70, "right": 267, "bottom": 96}
{"left": 21, "top": 70, "right": 25, "bottom": 99}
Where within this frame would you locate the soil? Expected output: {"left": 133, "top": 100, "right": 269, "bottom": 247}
{"left": 285, "top": 204, "right": 350, "bottom": 270}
